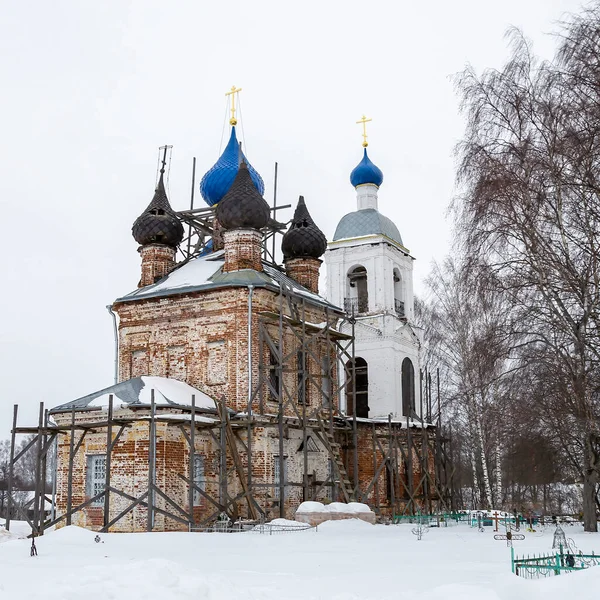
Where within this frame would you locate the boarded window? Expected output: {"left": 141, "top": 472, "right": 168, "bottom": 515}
{"left": 167, "top": 346, "right": 186, "bottom": 381}
{"left": 193, "top": 454, "right": 205, "bottom": 506}
{"left": 207, "top": 341, "right": 226, "bottom": 385}
{"left": 131, "top": 349, "right": 149, "bottom": 378}
{"left": 86, "top": 455, "right": 106, "bottom": 506}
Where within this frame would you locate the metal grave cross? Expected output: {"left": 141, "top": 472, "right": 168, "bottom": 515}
{"left": 495, "top": 523, "right": 525, "bottom": 547}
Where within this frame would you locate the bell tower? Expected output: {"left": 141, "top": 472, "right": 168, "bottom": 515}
{"left": 325, "top": 118, "right": 422, "bottom": 421}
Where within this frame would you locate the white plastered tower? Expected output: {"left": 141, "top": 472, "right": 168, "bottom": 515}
{"left": 325, "top": 147, "right": 422, "bottom": 420}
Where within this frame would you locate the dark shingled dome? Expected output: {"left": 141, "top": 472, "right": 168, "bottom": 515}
{"left": 216, "top": 160, "right": 270, "bottom": 230}
{"left": 132, "top": 173, "right": 184, "bottom": 248}
{"left": 282, "top": 196, "right": 327, "bottom": 259}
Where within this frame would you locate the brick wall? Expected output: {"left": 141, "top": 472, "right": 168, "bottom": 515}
{"left": 114, "top": 286, "right": 339, "bottom": 416}
{"left": 222, "top": 229, "right": 263, "bottom": 272}
{"left": 284, "top": 257, "right": 322, "bottom": 294}
{"left": 139, "top": 244, "right": 176, "bottom": 288}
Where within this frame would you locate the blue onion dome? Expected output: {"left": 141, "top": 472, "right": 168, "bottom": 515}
{"left": 216, "top": 160, "right": 270, "bottom": 230}
{"left": 132, "top": 171, "right": 184, "bottom": 248}
{"left": 350, "top": 148, "right": 384, "bottom": 188}
{"left": 199, "top": 127, "right": 265, "bottom": 206}
{"left": 282, "top": 196, "right": 327, "bottom": 260}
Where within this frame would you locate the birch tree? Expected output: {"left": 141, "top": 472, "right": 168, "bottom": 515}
{"left": 455, "top": 8, "right": 600, "bottom": 530}
{"left": 424, "top": 257, "right": 513, "bottom": 509}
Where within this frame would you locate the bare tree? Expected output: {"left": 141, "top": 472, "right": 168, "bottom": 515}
{"left": 454, "top": 7, "right": 600, "bottom": 530}
{"left": 423, "top": 256, "right": 514, "bottom": 509}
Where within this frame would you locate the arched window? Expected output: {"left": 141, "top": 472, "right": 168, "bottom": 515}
{"left": 346, "top": 357, "right": 369, "bottom": 418}
{"left": 393, "top": 268, "right": 405, "bottom": 317}
{"left": 345, "top": 266, "right": 368, "bottom": 315}
{"left": 401, "top": 357, "right": 416, "bottom": 417}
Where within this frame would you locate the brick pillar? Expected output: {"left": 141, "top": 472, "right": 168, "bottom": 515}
{"left": 284, "top": 257, "right": 321, "bottom": 294}
{"left": 139, "top": 244, "right": 176, "bottom": 287}
{"left": 223, "top": 229, "right": 263, "bottom": 273}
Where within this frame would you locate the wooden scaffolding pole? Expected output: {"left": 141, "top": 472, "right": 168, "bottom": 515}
{"left": 103, "top": 395, "right": 113, "bottom": 530}
{"left": 147, "top": 391, "right": 155, "bottom": 532}
{"left": 5, "top": 405, "right": 18, "bottom": 531}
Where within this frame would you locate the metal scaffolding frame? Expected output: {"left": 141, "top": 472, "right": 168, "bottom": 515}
{"left": 5, "top": 284, "right": 454, "bottom": 535}
{"left": 251, "top": 279, "right": 358, "bottom": 511}
{"left": 176, "top": 204, "right": 290, "bottom": 266}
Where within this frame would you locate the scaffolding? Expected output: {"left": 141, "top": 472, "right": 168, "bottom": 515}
{"left": 176, "top": 203, "right": 290, "bottom": 265}
{"left": 5, "top": 276, "right": 454, "bottom": 535}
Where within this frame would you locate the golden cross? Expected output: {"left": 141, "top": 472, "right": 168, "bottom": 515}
{"left": 225, "top": 85, "right": 243, "bottom": 126}
{"left": 356, "top": 115, "right": 372, "bottom": 148}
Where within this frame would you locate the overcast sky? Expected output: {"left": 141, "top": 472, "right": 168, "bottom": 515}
{"left": 0, "top": 0, "right": 583, "bottom": 439}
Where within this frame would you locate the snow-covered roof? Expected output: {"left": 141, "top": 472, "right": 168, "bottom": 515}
{"left": 119, "top": 250, "right": 225, "bottom": 301}
{"left": 50, "top": 376, "right": 216, "bottom": 414}
{"left": 114, "top": 251, "right": 341, "bottom": 312}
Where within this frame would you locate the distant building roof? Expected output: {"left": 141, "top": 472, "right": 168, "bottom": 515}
{"left": 50, "top": 376, "right": 216, "bottom": 414}
{"left": 114, "top": 250, "right": 342, "bottom": 311}
{"left": 332, "top": 208, "right": 403, "bottom": 246}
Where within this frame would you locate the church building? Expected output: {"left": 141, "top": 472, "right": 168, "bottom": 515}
{"left": 33, "top": 98, "right": 450, "bottom": 534}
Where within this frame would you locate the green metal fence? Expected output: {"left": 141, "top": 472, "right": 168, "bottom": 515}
{"left": 392, "top": 512, "right": 470, "bottom": 526}
{"left": 511, "top": 545, "right": 599, "bottom": 579}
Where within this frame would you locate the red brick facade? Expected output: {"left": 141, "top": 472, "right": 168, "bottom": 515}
{"left": 223, "top": 229, "right": 263, "bottom": 272}
{"left": 138, "top": 244, "right": 177, "bottom": 288}
{"left": 284, "top": 257, "right": 322, "bottom": 294}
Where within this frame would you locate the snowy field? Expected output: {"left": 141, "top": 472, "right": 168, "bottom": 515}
{"left": 1, "top": 518, "right": 599, "bottom": 600}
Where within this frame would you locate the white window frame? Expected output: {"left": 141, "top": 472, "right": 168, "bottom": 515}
{"left": 87, "top": 454, "right": 106, "bottom": 506}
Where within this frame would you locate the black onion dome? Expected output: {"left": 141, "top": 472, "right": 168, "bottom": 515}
{"left": 215, "top": 160, "right": 270, "bottom": 230}
{"left": 282, "top": 196, "right": 327, "bottom": 259}
{"left": 132, "top": 173, "right": 184, "bottom": 248}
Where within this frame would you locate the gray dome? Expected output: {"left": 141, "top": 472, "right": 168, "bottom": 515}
{"left": 333, "top": 209, "right": 403, "bottom": 245}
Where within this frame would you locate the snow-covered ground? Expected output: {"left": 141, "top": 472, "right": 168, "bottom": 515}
{"left": 0, "top": 518, "right": 599, "bottom": 600}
